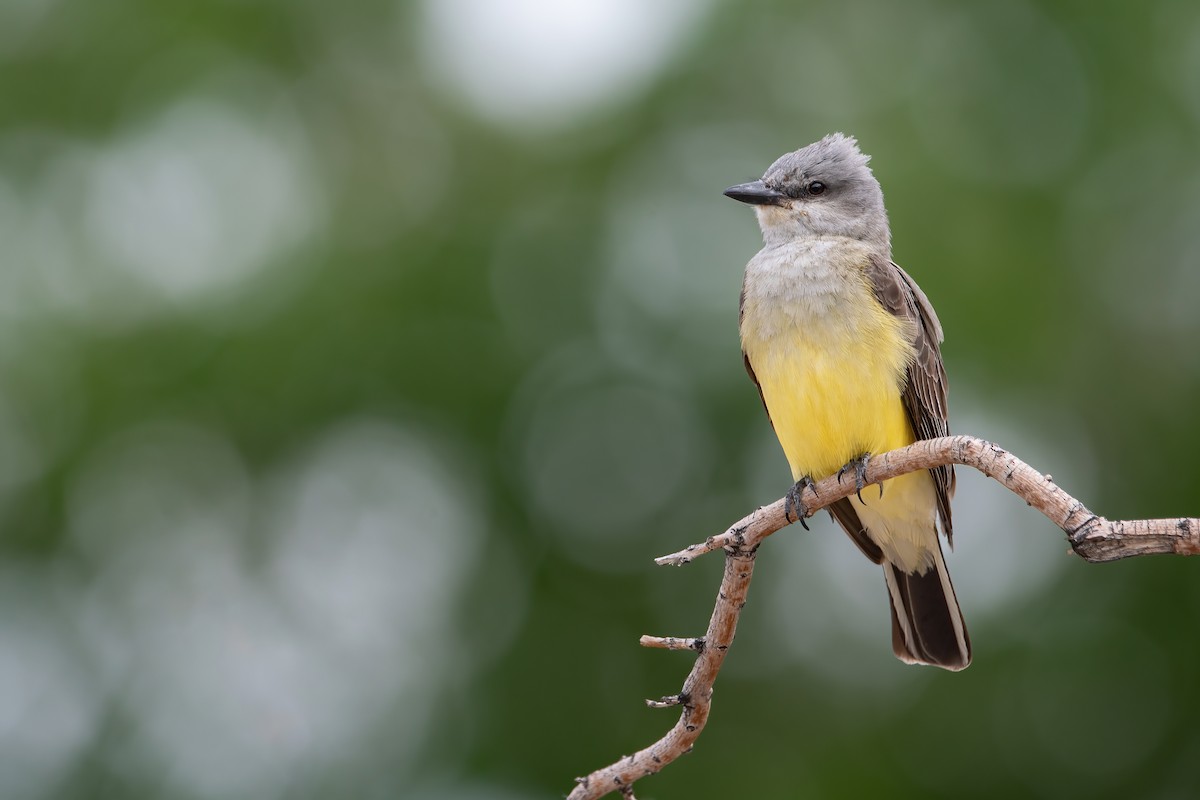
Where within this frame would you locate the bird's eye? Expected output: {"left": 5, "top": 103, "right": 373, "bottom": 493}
{"left": 807, "top": 181, "right": 826, "bottom": 196}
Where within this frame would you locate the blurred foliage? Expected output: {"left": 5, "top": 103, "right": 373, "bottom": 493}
{"left": 1, "top": 0, "right": 1199, "bottom": 798}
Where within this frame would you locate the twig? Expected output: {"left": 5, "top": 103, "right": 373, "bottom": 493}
{"left": 638, "top": 636, "right": 704, "bottom": 652}
{"left": 566, "top": 435, "right": 1200, "bottom": 800}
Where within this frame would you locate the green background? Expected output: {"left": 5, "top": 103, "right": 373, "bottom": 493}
{"left": 1, "top": 0, "right": 1198, "bottom": 797}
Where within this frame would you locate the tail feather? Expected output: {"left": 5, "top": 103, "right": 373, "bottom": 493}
{"left": 883, "top": 544, "right": 971, "bottom": 671}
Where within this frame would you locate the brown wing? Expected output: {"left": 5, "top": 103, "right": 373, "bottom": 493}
{"left": 865, "top": 256, "right": 956, "bottom": 543}
{"left": 741, "top": 287, "right": 885, "bottom": 562}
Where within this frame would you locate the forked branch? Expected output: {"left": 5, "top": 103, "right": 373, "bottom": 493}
{"left": 566, "top": 435, "right": 1200, "bottom": 800}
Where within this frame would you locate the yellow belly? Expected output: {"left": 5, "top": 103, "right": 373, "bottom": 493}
{"left": 743, "top": 294, "right": 940, "bottom": 572}
{"left": 747, "top": 317, "right": 913, "bottom": 481}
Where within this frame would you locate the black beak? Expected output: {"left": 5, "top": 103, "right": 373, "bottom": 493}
{"left": 723, "top": 180, "right": 788, "bottom": 206}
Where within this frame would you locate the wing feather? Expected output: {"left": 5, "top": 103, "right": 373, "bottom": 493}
{"left": 865, "top": 256, "right": 956, "bottom": 543}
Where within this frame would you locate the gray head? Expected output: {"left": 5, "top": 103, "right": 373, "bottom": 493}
{"left": 724, "top": 133, "right": 890, "bottom": 252}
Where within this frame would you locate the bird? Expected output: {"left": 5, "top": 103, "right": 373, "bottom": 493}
{"left": 725, "top": 133, "right": 970, "bottom": 670}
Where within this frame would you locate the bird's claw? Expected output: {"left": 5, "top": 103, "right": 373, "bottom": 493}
{"left": 785, "top": 476, "right": 817, "bottom": 529}
{"left": 838, "top": 454, "right": 876, "bottom": 503}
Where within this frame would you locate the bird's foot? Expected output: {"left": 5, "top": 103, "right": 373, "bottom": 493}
{"left": 785, "top": 476, "right": 818, "bottom": 530}
{"left": 837, "top": 454, "right": 880, "bottom": 503}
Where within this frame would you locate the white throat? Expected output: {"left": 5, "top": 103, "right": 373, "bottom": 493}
{"left": 740, "top": 236, "right": 880, "bottom": 341}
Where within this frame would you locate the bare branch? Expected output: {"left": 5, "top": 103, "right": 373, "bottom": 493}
{"left": 644, "top": 694, "right": 684, "bottom": 709}
{"left": 566, "top": 435, "right": 1200, "bottom": 800}
{"left": 639, "top": 636, "right": 704, "bottom": 652}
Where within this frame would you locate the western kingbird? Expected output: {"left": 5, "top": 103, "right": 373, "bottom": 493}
{"left": 725, "top": 133, "right": 970, "bottom": 670}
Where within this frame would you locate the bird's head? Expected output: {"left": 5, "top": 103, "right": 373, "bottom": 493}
{"left": 725, "top": 133, "right": 890, "bottom": 251}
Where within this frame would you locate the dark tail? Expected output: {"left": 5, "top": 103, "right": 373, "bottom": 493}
{"left": 883, "top": 544, "right": 971, "bottom": 671}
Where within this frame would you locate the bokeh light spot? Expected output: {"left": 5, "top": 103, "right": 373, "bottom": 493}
{"left": 1065, "top": 135, "right": 1200, "bottom": 348}
{"left": 415, "top": 0, "right": 714, "bottom": 131}
{"left": 507, "top": 345, "right": 711, "bottom": 566}
{"left": 84, "top": 99, "right": 323, "bottom": 305}
{"left": 67, "top": 418, "right": 486, "bottom": 798}
{"left": 0, "top": 570, "right": 102, "bottom": 800}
